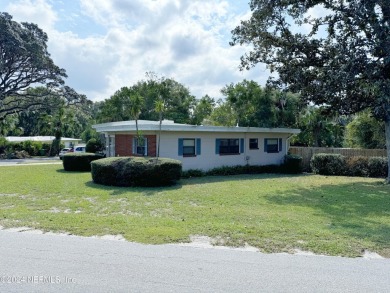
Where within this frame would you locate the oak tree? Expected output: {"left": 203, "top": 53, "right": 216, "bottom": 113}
{"left": 231, "top": 0, "right": 390, "bottom": 180}
{"left": 0, "top": 12, "right": 67, "bottom": 121}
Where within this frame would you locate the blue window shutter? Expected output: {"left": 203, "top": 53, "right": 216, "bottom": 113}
{"left": 215, "top": 139, "right": 220, "bottom": 154}
{"left": 240, "top": 138, "right": 244, "bottom": 154}
{"left": 196, "top": 138, "right": 201, "bottom": 155}
{"left": 264, "top": 138, "right": 268, "bottom": 152}
{"left": 279, "top": 138, "right": 282, "bottom": 152}
{"left": 178, "top": 139, "right": 183, "bottom": 156}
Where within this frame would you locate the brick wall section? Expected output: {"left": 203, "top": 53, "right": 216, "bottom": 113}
{"left": 115, "top": 134, "right": 133, "bottom": 156}
{"left": 146, "top": 135, "right": 156, "bottom": 157}
{"left": 115, "top": 134, "right": 156, "bottom": 157}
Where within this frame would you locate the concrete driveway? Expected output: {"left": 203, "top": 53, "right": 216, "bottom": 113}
{"left": 0, "top": 229, "right": 389, "bottom": 293}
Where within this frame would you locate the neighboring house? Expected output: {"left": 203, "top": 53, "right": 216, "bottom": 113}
{"left": 6, "top": 136, "right": 82, "bottom": 148}
{"left": 93, "top": 120, "right": 300, "bottom": 171}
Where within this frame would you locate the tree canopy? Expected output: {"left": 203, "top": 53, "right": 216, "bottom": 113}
{"left": 0, "top": 12, "right": 67, "bottom": 121}
{"left": 231, "top": 0, "right": 390, "bottom": 180}
{"left": 97, "top": 74, "right": 197, "bottom": 124}
{"left": 221, "top": 80, "right": 300, "bottom": 128}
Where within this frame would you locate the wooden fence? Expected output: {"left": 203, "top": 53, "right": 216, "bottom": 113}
{"left": 289, "top": 146, "right": 387, "bottom": 171}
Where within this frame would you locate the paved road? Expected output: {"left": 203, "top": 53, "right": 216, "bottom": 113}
{"left": 0, "top": 230, "right": 389, "bottom": 292}
{"left": 0, "top": 158, "right": 61, "bottom": 166}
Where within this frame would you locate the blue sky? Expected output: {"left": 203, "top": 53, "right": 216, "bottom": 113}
{"left": 0, "top": 0, "right": 269, "bottom": 101}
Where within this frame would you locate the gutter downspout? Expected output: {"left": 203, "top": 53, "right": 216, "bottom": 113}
{"left": 286, "top": 133, "right": 296, "bottom": 155}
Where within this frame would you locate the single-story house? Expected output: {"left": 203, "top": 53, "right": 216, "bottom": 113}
{"left": 6, "top": 136, "right": 82, "bottom": 148}
{"left": 92, "top": 120, "right": 300, "bottom": 171}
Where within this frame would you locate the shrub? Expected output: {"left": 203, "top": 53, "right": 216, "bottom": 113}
{"left": 91, "top": 157, "right": 182, "bottom": 187}
{"left": 281, "top": 154, "right": 303, "bottom": 174}
{"left": 204, "top": 164, "right": 281, "bottom": 176}
{"left": 86, "top": 138, "right": 104, "bottom": 153}
{"left": 206, "top": 165, "right": 247, "bottom": 176}
{"left": 367, "top": 157, "right": 388, "bottom": 178}
{"left": 345, "top": 156, "right": 369, "bottom": 177}
{"left": 181, "top": 169, "right": 205, "bottom": 178}
{"left": 63, "top": 153, "right": 104, "bottom": 171}
{"left": 21, "top": 140, "right": 42, "bottom": 156}
{"left": 311, "top": 153, "right": 346, "bottom": 175}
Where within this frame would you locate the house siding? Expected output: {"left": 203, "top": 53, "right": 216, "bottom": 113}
{"left": 159, "top": 131, "right": 288, "bottom": 171}
{"left": 106, "top": 130, "right": 292, "bottom": 171}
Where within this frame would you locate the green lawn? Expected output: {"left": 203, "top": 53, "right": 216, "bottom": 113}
{"left": 0, "top": 164, "right": 389, "bottom": 258}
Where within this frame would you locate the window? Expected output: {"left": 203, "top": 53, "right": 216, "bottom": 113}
{"left": 249, "top": 138, "right": 258, "bottom": 149}
{"left": 133, "top": 137, "right": 148, "bottom": 156}
{"left": 178, "top": 138, "right": 201, "bottom": 156}
{"left": 183, "top": 139, "right": 195, "bottom": 156}
{"left": 219, "top": 139, "right": 239, "bottom": 154}
{"left": 265, "top": 138, "right": 282, "bottom": 153}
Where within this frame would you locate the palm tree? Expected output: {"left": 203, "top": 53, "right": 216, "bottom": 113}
{"left": 154, "top": 97, "right": 165, "bottom": 160}
{"left": 128, "top": 92, "right": 145, "bottom": 156}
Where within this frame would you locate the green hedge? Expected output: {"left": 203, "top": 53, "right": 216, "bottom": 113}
{"left": 63, "top": 153, "right": 105, "bottom": 171}
{"left": 311, "top": 154, "right": 346, "bottom": 175}
{"left": 0, "top": 140, "right": 53, "bottom": 156}
{"left": 91, "top": 157, "right": 182, "bottom": 187}
{"left": 367, "top": 157, "right": 388, "bottom": 178}
{"left": 282, "top": 154, "right": 303, "bottom": 174}
{"left": 311, "top": 153, "right": 388, "bottom": 178}
{"left": 182, "top": 159, "right": 303, "bottom": 178}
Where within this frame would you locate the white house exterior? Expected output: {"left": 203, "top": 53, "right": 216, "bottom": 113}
{"left": 93, "top": 120, "right": 300, "bottom": 171}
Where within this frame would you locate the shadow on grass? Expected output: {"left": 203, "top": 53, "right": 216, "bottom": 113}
{"left": 84, "top": 181, "right": 182, "bottom": 196}
{"left": 84, "top": 173, "right": 308, "bottom": 196}
{"left": 265, "top": 179, "right": 390, "bottom": 255}
{"left": 180, "top": 173, "right": 307, "bottom": 185}
{"left": 56, "top": 169, "right": 90, "bottom": 174}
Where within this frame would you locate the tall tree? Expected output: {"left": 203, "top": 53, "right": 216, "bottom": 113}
{"left": 221, "top": 80, "right": 300, "bottom": 127}
{"left": 345, "top": 110, "right": 386, "bottom": 149}
{"left": 128, "top": 91, "right": 144, "bottom": 140}
{"left": 292, "top": 107, "right": 346, "bottom": 147}
{"left": 154, "top": 97, "right": 165, "bottom": 160}
{"left": 97, "top": 74, "right": 196, "bottom": 124}
{"left": 206, "top": 99, "right": 236, "bottom": 127}
{"left": 191, "top": 95, "right": 215, "bottom": 125}
{"left": 231, "top": 1, "right": 390, "bottom": 181}
{"left": 0, "top": 12, "right": 67, "bottom": 121}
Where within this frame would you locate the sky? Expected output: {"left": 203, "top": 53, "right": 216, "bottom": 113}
{"left": 0, "top": 0, "right": 270, "bottom": 102}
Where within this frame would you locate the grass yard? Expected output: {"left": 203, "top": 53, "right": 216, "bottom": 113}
{"left": 0, "top": 164, "right": 389, "bottom": 258}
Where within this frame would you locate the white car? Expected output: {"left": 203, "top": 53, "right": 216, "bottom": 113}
{"left": 59, "top": 148, "right": 71, "bottom": 159}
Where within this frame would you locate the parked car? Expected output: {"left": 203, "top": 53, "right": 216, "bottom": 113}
{"left": 59, "top": 148, "right": 71, "bottom": 160}
{"left": 73, "top": 145, "right": 86, "bottom": 153}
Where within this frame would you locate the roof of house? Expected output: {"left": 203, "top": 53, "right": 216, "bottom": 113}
{"left": 6, "top": 136, "right": 82, "bottom": 143}
{"left": 93, "top": 120, "right": 300, "bottom": 134}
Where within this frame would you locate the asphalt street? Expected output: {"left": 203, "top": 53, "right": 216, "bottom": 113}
{"left": 0, "top": 229, "right": 389, "bottom": 292}
{"left": 0, "top": 158, "right": 61, "bottom": 166}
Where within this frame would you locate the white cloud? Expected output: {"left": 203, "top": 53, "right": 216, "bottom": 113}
{"left": 2, "top": 0, "right": 266, "bottom": 101}
{"left": 6, "top": 0, "right": 57, "bottom": 32}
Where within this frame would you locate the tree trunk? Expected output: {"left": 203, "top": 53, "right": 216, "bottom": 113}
{"left": 157, "top": 114, "right": 162, "bottom": 160}
{"left": 135, "top": 119, "right": 139, "bottom": 139}
{"left": 385, "top": 119, "right": 390, "bottom": 183}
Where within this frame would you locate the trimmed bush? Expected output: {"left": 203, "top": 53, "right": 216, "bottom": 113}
{"left": 346, "top": 156, "right": 369, "bottom": 177}
{"left": 204, "top": 164, "right": 282, "bottom": 176}
{"left": 311, "top": 153, "right": 346, "bottom": 175}
{"left": 281, "top": 154, "right": 303, "bottom": 174}
{"left": 91, "top": 157, "right": 182, "bottom": 187}
{"left": 181, "top": 169, "right": 205, "bottom": 178}
{"left": 367, "top": 157, "right": 388, "bottom": 178}
{"left": 86, "top": 138, "right": 104, "bottom": 153}
{"left": 63, "top": 153, "right": 105, "bottom": 171}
